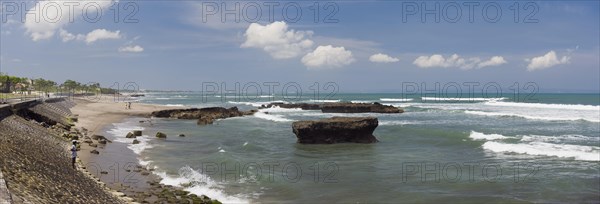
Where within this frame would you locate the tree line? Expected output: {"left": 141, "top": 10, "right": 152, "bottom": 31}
{"left": 0, "top": 73, "right": 117, "bottom": 95}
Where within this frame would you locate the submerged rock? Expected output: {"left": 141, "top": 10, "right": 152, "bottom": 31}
{"left": 156, "top": 132, "right": 167, "bottom": 138}
{"left": 292, "top": 117, "right": 379, "bottom": 144}
{"left": 178, "top": 134, "right": 185, "bottom": 137}
{"left": 133, "top": 130, "right": 142, "bottom": 136}
{"left": 132, "top": 139, "right": 140, "bottom": 144}
{"left": 90, "top": 149, "right": 99, "bottom": 154}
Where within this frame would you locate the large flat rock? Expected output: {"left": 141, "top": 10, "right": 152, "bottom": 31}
{"left": 292, "top": 117, "right": 379, "bottom": 144}
{"left": 151, "top": 106, "right": 256, "bottom": 125}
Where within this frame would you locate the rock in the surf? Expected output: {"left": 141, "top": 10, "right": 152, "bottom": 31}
{"left": 150, "top": 106, "right": 256, "bottom": 126}
{"left": 292, "top": 117, "right": 379, "bottom": 144}
{"left": 126, "top": 132, "right": 136, "bottom": 138}
{"left": 263, "top": 102, "right": 402, "bottom": 113}
{"left": 156, "top": 132, "right": 167, "bottom": 138}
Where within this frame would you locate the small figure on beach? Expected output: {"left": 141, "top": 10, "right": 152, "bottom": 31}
{"left": 70, "top": 140, "right": 78, "bottom": 169}
{"left": 128, "top": 102, "right": 132, "bottom": 109}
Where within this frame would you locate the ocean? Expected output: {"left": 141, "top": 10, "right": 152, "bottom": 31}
{"left": 104, "top": 93, "right": 599, "bottom": 203}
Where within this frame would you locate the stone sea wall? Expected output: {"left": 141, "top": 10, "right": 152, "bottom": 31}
{"left": 0, "top": 98, "right": 121, "bottom": 203}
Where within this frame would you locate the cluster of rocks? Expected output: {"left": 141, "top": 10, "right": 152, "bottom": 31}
{"left": 262, "top": 102, "right": 403, "bottom": 113}
{"left": 261, "top": 102, "right": 402, "bottom": 144}
{"left": 134, "top": 180, "right": 221, "bottom": 204}
{"left": 151, "top": 107, "right": 257, "bottom": 125}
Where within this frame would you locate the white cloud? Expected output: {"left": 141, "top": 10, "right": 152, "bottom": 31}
{"left": 369, "top": 53, "right": 399, "bottom": 63}
{"left": 477, "top": 56, "right": 507, "bottom": 68}
{"left": 301, "top": 45, "right": 355, "bottom": 68}
{"left": 58, "top": 29, "right": 121, "bottom": 44}
{"left": 413, "top": 54, "right": 507, "bottom": 69}
{"left": 24, "top": 0, "right": 114, "bottom": 41}
{"left": 84, "top": 29, "right": 121, "bottom": 44}
{"left": 118, "top": 45, "right": 144, "bottom": 53}
{"left": 241, "top": 21, "right": 314, "bottom": 59}
{"left": 526, "top": 50, "right": 570, "bottom": 71}
{"left": 59, "top": 29, "right": 83, "bottom": 42}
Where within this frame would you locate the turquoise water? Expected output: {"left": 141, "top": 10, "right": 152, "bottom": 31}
{"left": 107, "top": 93, "right": 599, "bottom": 203}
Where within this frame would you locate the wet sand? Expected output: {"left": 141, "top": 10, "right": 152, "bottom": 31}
{"left": 71, "top": 96, "right": 180, "bottom": 202}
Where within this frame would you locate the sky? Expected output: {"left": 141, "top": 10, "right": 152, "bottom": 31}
{"left": 0, "top": 0, "right": 598, "bottom": 93}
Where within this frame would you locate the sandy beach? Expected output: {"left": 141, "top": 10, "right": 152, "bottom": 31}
{"left": 70, "top": 96, "right": 216, "bottom": 203}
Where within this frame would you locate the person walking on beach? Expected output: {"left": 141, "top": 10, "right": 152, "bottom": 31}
{"left": 70, "top": 140, "right": 78, "bottom": 169}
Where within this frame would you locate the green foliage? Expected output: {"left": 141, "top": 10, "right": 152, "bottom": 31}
{"left": 0, "top": 73, "right": 119, "bottom": 96}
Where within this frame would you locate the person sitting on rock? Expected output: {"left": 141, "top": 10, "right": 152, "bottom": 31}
{"left": 70, "top": 140, "right": 78, "bottom": 169}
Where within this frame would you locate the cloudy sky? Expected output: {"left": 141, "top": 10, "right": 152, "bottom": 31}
{"left": 0, "top": 1, "right": 598, "bottom": 92}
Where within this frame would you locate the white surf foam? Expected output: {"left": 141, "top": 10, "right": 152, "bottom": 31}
{"left": 465, "top": 109, "right": 600, "bottom": 123}
{"left": 228, "top": 100, "right": 287, "bottom": 107}
{"left": 108, "top": 122, "right": 154, "bottom": 155}
{"left": 306, "top": 99, "right": 340, "bottom": 103}
{"left": 422, "top": 97, "right": 506, "bottom": 101}
{"left": 350, "top": 100, "right": 373, "bottom": 103}
{"left": 469, "top": 131, "right": 600, "bottom": 161}
{"left": 484, "top": 101, "right": 600, "bottom": 111}
{"left": 380, "top": 98, "right": 414, "bottom": 102}
{"left": 165, "top": 104, "right": 185, "bottom": 107}
{"left": 379, "top": 120, "right": 420, "bottom": 126}
{"left": 155, "top": 166, "right": 250, "bottom": 204}
{"left": 469, "top": 131, "right": 513, "bottom": 141}
{"left": 520, "top": 134, "right": 598, "bottom": 143}
{"left": 254, "top": 112, "right": 295, "bottom": 122}
{"left": 482, "top": 141, "right": 600, "bottom": 161}
{"left": 258, "top": 106, "right": 305, "bottom": 113}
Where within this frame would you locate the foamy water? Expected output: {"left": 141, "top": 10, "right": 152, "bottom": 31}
{"left": 129, "top": 92, "right": 600, "bottom": 203}
{"left": 470, "top": 131, "right": 600, "bottom": 161}
{"left": 380, "top": 98, "right": 414, "bottom": 102}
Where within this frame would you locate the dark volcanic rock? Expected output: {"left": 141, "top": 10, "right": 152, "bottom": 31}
{"left": 156, "top": 132, "right": 167, "bottom": 138}
{"left": 132, "top": 139, "right": 140, "bottom": 144}
{"left": 126, "top": 132, "right": 136, "bottom": 138}
{"left": 262, "top": 102, "right": 321, "bottom": 110}
{"left": 133, "top": 130, "right": 142, "bottom": 136}
{"left": 292, "top": 117, "right": 379, "bottom": 144}
{"left": 321, "top": 102, "right": 402, "bottom": 113}
{"left": 91, "top": 134, "right": 111, "bottom": 142}
{"left": 263, "top": 102, "right": 402, "bottom": 113}
{"left": 151, "top": 107, "right": 256, "bottom": 126}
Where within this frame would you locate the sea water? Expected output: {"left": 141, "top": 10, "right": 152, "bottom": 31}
{"left": 104, "top": 92, "right": 599, "bottom": 203}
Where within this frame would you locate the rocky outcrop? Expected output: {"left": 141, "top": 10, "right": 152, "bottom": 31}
{"left": 261, "top": 103, "right": 321, "bottom": 110}
{"left": 151, "top": 107, "right": 257, "bottom": 125}
{"left": 156, "top": 132, "right": 167, "bottom": 138}
{"left": 292, "top": 117, "right": 379, "bottom": 144}
{"left": 263, "top": 102, "right": 402, "bottom": 113}
{"left": 126, "top": 132, "right": 136, "bottom": 138}
{"left": 321, "top": 102, "right": 402, "bottom": 113}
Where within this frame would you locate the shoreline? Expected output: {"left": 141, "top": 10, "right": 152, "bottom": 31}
{"left": 71, "top": 96, "right": 219, "bottom": 203}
